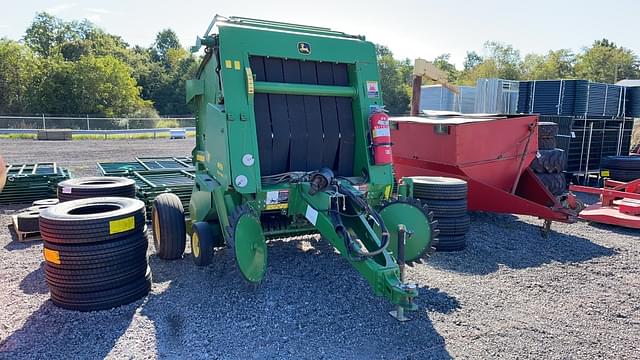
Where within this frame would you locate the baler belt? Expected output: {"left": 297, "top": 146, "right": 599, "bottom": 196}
{"left": 316, "top": 62, "right": 340, "bottom": 170}
{"left": 265, "top": 58, "right": 291, "bottom": 175}
{"left": 300, "top": 61, "right": 324, "bottom": 171}
{"left": 332, "top": 63, "right": 355, "bottom": 176}
{"left": 250, "top": 56, "right": 274, "bottom": 176}
{"left": 283, "top": 59, "right": 308, "bottom": 172}
{"left": 336, "top": 97, "right": 355, "bottom": 175}
{"left": 249, "top": 56, "right": 354, "bottom": 176}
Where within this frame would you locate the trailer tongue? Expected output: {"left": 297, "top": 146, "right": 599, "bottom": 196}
{"left": 150, "top": 16, "right": 437, "bottom": 318}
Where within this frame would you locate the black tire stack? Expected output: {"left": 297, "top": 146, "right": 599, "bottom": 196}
{"left": 411, "top": 177, "right": 469, "bottom": 252}
{"left": 601, "top": 156, "right": 640, "bottom": 181}
{"left": 39, "top": 197, "right": 151, "bottom": 311}
{"left": 532, "top": 122, "right": 567, "bottom": 195}
{"left": 57, "top": 177, "right": 136, "bottom": 202}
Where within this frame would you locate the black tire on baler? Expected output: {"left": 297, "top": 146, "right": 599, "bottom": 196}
{"left": 530, "top": 149, "right": 566, "bottom": 173}
{"left": 536, "top": 173, "right": 567, "bottom": 196}
{"left": 152, "top": 193, "right": 186, "bottom": 260}
{"left": 191, "top": 222, "right": 216, "bottom": 267}
{"left": 410, "top": 177, "right": 468, "bottom": 200}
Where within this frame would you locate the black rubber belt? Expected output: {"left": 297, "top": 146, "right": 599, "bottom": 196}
{"left": 249, "top": 56, "right": 273, "bottom": 176}
{"left": 316, "top": 62, "right": 340, "bottom": 170}
{"left": 283, "top": 59, "right": 307, "bottom": 172}
{"left": 332, "top": 63, "right": 354, "bottom": 176}
{"left": 300, "top": 61, "right": 324, "bottom": 171}
{"left": 264, "top": 58, "right": 290, "bottom": 175}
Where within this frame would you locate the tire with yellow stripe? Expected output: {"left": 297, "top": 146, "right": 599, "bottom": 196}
{"left": 39, "top": 197, "right": 151, "bottom": 311}
{"left": 39, "top": 197, "right": 146, "bottom": 244}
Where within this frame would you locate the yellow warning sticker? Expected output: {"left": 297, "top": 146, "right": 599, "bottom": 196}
{"left": 601, "top": 170, "right": 610, "bottom": 177}
{"left": 44, "top": 248, "right": 60, "bottom": 264}
{"left": 234, "top": 60, "right": 241, "bottom": 70}
{"left": 109, "top": 216, "right": 135, "bottom": 235}
{"left": 196, "top": 154, "right": 205, "bottom": 162}
{"left": 384, "top": 185, "right": 392, "bottom": 199}
{"left": 224, "top": 60, "right": 232, "bottom": 69}
{"left": 265, "top": 203, "right": 288, "bottom": 210}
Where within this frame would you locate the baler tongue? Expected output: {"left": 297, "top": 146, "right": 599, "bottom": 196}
{"left": 283, "top": 173, "right": 437, "bottom": 314}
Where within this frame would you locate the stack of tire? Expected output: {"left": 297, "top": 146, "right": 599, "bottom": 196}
{"left": 14, "top": 199, "right": 60, "bottom": 233}
{"left": 39, "top": 197, "right": 151, "bottom": 311}
{"left": 531, "top": 122, "right": 567, "bottom": 196}
{"left": 57, "top": 177, "right": 136, "bottom": 202}
{"left": 411, "top": 177, "right": 469, "bottom": 251}
{"left": 601, "top": 156, "right": 640, "bottom": 182}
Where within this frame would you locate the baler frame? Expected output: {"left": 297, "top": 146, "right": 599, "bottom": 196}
{"left": 151, "top": 16, "right": 437, "bottom": 315}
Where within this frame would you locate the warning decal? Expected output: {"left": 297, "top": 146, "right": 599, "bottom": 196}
{"left": 366, "top": 81, "right": 379, "bottom": 98}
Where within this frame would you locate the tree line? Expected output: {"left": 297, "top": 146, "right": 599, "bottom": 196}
{"left": 1, "top": 12, "right": 638, "bottom": 117}
{"left": 378, "top": 40, "right": 639, "bottom": 114}
{"left": 0, "top": 12, "right": 197, "bottom": 119}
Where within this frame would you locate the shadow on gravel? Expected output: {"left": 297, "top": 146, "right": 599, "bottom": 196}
{"left": 140, "top": 236, "right": 456, "bottom": 359}
{"left": 0, "top": 299, "right": 138, "bottom": 359}
{"left": 3, "top": 225, "right": 41, "bottom": 251}
{"left": 586, "top": 221, "right": 639, "bottom": 238}
{"left": 428, "top": 212, "right": 617, "bottom": 275}
{"left": 19, "top": 262, "right": 48, "bottom": 294}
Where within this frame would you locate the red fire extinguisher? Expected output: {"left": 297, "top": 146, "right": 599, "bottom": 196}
{"left": 369, "top": 109, "right": 392, "bottom": 165}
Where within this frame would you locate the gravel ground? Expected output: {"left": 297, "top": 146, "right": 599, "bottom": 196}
{"left": 1, "top": 138, "right": 639, "bottom": 359}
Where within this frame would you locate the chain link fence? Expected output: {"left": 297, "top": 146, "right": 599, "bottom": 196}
{"left": 0, "top": 115, "right": 196, "bottom": 131}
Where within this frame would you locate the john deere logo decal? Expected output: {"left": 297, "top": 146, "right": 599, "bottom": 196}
{"left": 298, "top": 42, "right": 311, "bottom": 55}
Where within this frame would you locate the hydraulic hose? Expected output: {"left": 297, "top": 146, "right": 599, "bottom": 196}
{"left": 335, "top": 184, "right": 389, "bottom": 259}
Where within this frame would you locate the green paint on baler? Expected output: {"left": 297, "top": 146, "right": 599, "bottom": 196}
{"left": 185, "top": 16, "right": 429, "bottom": 309}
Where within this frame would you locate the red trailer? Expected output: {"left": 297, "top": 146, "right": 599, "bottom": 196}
{"left": 391, "top": 114, "right": 579, "bottom": 231}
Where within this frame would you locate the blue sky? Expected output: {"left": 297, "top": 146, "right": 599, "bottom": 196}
{"left": 2, "top": 0, "right": 639, "bottom": 67}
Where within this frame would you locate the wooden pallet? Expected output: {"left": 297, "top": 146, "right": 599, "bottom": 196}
{"left": 10, "top": 215, "right": 42, "bottom": 242}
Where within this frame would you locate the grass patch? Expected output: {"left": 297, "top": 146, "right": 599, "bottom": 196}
{"left": 0, "top": 132, "right": 195, "bottom": 140}
{"left": 0, "top": 134, "right": 37, "bottom": 139}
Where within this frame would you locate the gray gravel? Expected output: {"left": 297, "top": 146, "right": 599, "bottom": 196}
{"left": 1, "top": 138, "right": 639, "bottom": 359}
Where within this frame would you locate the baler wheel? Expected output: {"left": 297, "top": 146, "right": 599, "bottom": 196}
{"left": 228, "top": 205, "right": 267, "bottom": 283}
{"left": 378, "top": 198, "right": 439, "bottom": 265}
{"left": 191, "top": 222, "right": 216, "bottom": 266}
{"left": 152, "top": 193, "right": 186, "bottom": 260}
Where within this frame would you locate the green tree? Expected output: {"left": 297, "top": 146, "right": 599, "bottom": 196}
{"left": 375, "top": 45, "right": 411, "bottom": 115}
{"left": 522, "top": 49, "right": 575, "bottom": 80}
{"left": 152, "top": 29, "right": 181, "bottom": 64}
{"left": 432, "top": 54, "right": 459, "bottom": 83}
{"left": 574, "top": 39, "right": 639, "bottom": 83}
{"left": 23, "top": 12, "right": 65, "bottom": 57}
{"left": 459, "top": 41, "right": 523, "bottom": 84}
{"left": 69, "top": 55, "right": 153, "bottom": 116}
{"left": 463, "top": 51, "right": 482, "bottom": 71}
{"left": 0, "top": 39, "right": 39, "bottom": 113}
